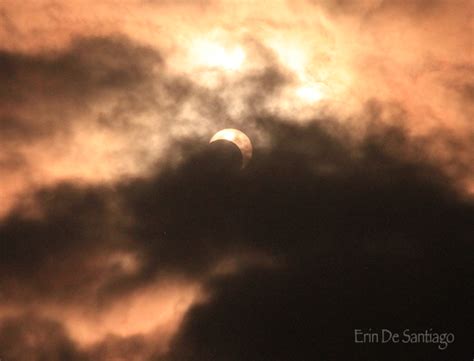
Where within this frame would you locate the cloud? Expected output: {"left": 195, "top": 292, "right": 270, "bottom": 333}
{"left": 0, "top": 34, "right": 167, "bottom": 216}
{"left": 0, "top": 35, "right": 161, "bottom": 131}
{"left": 0, "top": 313, "right": 165, "bottom": 361}
{"left": 0, "top": 184, "right": 120, "bottom": 302}
{"left": 0, "top": 1, "right": 472, "bottom": 360}
{"left": 0, "top": 314, "right": 86, "bottom": 361}
{"left": 2, "top": 113, "right": 472, "bottom": 360}
{"left": 160, "top": 120, "right": 473, "bottom": 360}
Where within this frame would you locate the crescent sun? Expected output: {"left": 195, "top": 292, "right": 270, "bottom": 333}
{"left": 209, "top": 128, "right": 253, "bottom": 168}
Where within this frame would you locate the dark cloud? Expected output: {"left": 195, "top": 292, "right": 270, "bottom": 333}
{"left": 0, "top": 33, "right": 292, "bottom": 304}
{"left": 0, "top": 313, "right": 162, "bottom": 361}
{"left": 87, "top": 333, "right": 159, "bottom": 361}
{"left": 159, "top": 119, "right": 473, "bottom": 361}
{"left": 0, "top": 35, "right": 161, "bottom": 143}
{"left": 460, "top": 83, "right": 474, "bottom": 102}
{"left": 0, "top": 314, "right": 86, "bottom": 361}
{"left": 125, "top": 116, "right": 470, "bottom": 271}
{"left": 3, "top": 112, "right": 472, "bottom": 360}
{"left": 167, "top": 259, "right": 473, "bottom": 361}
{"left": 0, "top": 36, "right": 161, "bottom": 102}
{"left": 0, "top": 183, "right": 126, "bottom": 305}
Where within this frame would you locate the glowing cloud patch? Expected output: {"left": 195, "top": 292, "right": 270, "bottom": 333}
{"left": 296, "top": 83, "right": 325, "bottom": 103}
{"left": 191, "top": 39, "right": 246, "bottom": 71}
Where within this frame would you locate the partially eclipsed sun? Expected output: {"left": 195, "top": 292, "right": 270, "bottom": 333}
{"left": 210, "top": 128, "right": 253, "bottom": 168}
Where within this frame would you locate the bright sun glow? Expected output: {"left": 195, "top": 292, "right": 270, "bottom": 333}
{"left": 272, "top": 43, "right": 307, "bottom": 75}
{"left": 191, "top": 40, "right": 246, "bottom": 71}
{"left": 268, "top": 39, "right": 327, "bottom": 104}
{"left": 185, "top": 35, "right": 329, "bottom": 106}
{"left": 296, "top": 83, "right": 325, "bottom": 103}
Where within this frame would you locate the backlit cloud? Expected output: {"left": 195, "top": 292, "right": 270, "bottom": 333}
{"left": 0, "top": 1, "right": 472, "bottom": 360}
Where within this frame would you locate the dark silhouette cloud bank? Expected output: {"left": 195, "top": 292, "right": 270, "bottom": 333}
{"left": 2, "top": 116, "right": 473, "bottom": 360}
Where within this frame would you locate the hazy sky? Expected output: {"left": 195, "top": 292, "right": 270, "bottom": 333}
{"left": 0, "top": 1, "right": 473, "bottom": 360}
